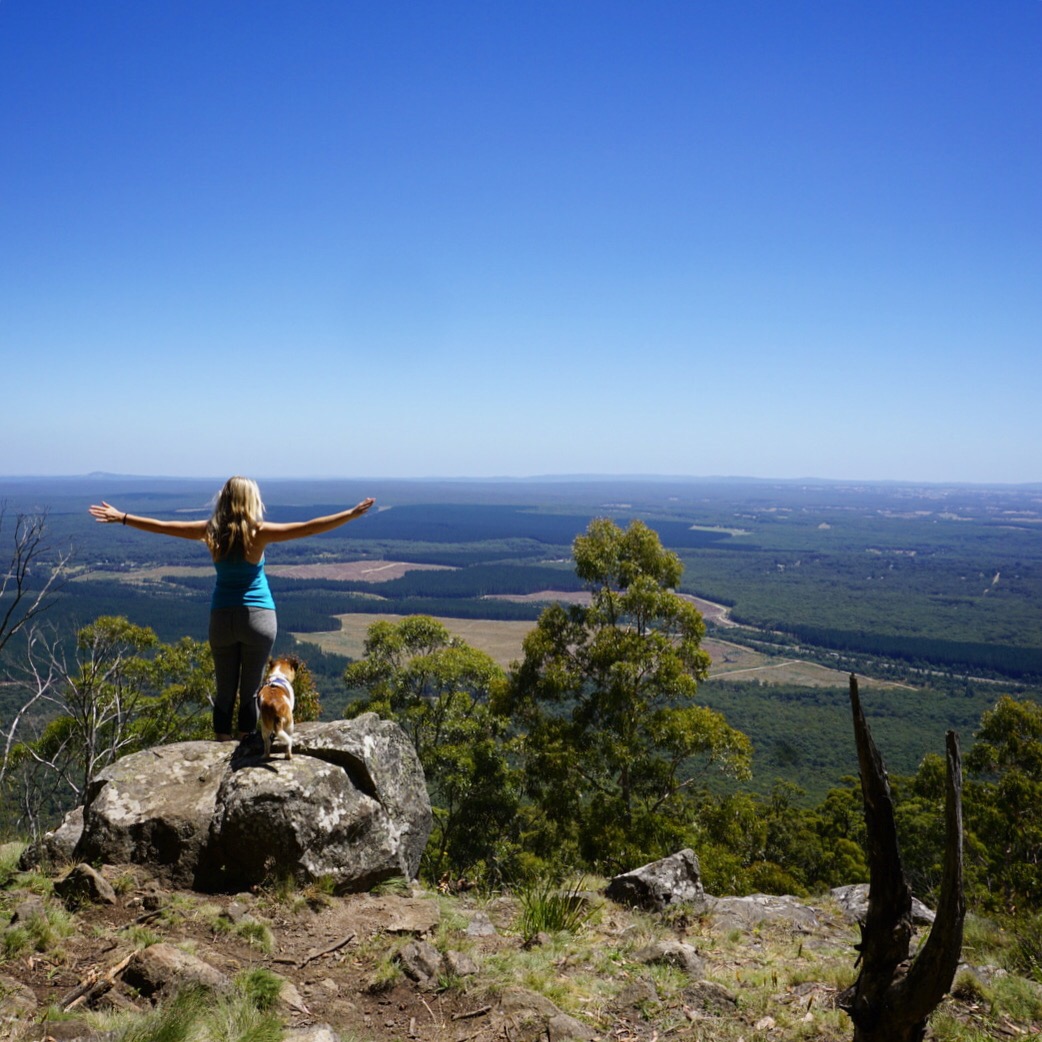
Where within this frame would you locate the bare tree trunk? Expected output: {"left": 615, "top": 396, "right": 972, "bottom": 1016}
{"left": 0, "top": 507, "right": 69, "bottom": 660}
{"left": 838, "top": 674, "right": 965, "bottom": 1042}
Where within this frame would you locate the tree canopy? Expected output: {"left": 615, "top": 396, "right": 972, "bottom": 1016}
{"left": 501, "top": 518, "right": 751, "bottom": 872}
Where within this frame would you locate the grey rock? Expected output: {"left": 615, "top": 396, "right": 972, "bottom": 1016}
{"left": 632, "top": 939, "right": 705, "bottom": 977}
{"left": 547, "top": 1012, "right": 597, "bottom": 1041}
{"left": 397, "top": 939, "right": 443, "bottom": 984}
{"left": 284, "top": 1028, "right": 342, "bottom": 1042}
{"left": 682, "top": 979, "right": 739, "bottom": 1015}
{"left": 496, "top": 989, "right": 593, "bottom": 1042}
{"left": 606, "top": 848, "right": 704, "bottom": 911}
{"left": 830, "top": 882, "right": 936, "bottom": 926}
{"left": 17, "top": 1018, "right": 99, "bottom": 1040}
{"left": 53, "top": 863, "right": 118, "bottom": 909}
{"left": 121, "top": 942, "right": 231, "bottom": 998}
{"left": 368, "top": 894, "right": 441, "bottom": 935}
{"left": 702, "top": 892, "right": 820, "bottom": 931}
{"left": 76, "top": 742, "right": 229, "bottom": 887}
{"left": 10, "top": 896, "right": 47, "bottom": 924}
{"left": 613, "top": 978, "right": 659, "bottom": 1008}
{"left": 18, "top": 806, "right": 84, "bottom": 870}
{"left": 0, "top": 971, "right": 38, "bottom": 1014}
{"left": 293, "top": 716, "right": 433, "bottom": 878}
{"left": 62, "top": 716, "right": 431, "bottom": 893}
{"left": 498, "top": 987, "right": 563, "bottom": 1018}
{"left": 443, "top": 949, "right": 479, "bottom": 977}
{"left": 276, "top": 975, "right": 310, "bottom": 1014}
{"left": 465, "top": 910, "right": 497, "bottom": 936}
{"left": 220, "top": 900, "right": 251, "bottom": 924}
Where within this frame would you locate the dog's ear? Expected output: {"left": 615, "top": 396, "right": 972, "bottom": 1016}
{"left": 288, "top": 655, "right": 302, "bottom": 670}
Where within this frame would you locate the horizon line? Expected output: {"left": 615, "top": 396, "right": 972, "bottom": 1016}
{"left": 2, "top": 472, "right": 1041, "bottom": 490}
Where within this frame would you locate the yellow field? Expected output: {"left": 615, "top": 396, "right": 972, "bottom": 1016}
{"left": 292, "top": 614, "right": 903, "bottom": 688}
{"left": 293, "top": 614, "right": 537, "bottom": 668}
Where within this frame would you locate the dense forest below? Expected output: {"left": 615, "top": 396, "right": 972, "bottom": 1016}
{"left": 3, "top": 474, "right": 1041, "bottom": 802}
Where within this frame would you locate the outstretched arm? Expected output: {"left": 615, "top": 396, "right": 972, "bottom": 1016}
{"left": 256, "top": 498, "right": 376, "bottom": 546}
{"left": 89, "top": 501, "right": 208, "bottom": 541}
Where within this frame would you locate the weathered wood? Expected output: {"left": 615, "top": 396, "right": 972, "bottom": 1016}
{"left": 839, "top": 674, "right": 965, "bottom": 1042}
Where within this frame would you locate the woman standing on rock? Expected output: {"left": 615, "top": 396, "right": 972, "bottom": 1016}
{"left": 89, "top": 477, "right": 374, "bottom": 747}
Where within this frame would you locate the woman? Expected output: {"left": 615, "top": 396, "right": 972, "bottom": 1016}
{"left": 89, "top": 477, "right": 374, "bottom": 745}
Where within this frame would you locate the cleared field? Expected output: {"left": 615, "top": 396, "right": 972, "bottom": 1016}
{"left": 706, "top": 638, "right": 905, "bottom": 689}
{"left": 296, "top": 613, "right": 536, "bottom": 668}
{"left": 294, "top": 613, "right": 901, "bottom": 688}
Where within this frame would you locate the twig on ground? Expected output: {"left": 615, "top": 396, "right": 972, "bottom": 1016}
{"left": 60, "top": 953, "right": 134, "bottom": 1010}
{"left": 452, "top": 1005, "right": 492, "bottom": 1021}
{"left": 297, "top": 931, "right": 355, "bottom": 969}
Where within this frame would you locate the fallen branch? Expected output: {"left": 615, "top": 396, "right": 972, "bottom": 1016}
{"left": 116, "top": 908, "right": 164, "bottom": 930}
{"left": 60, "top": 952, "right": 134, "bottom": 1011}
{"left": 452, "top": 1004, "right": 492, "bottom": 1021}
{"left": 297, "top": 931, "right": 355, "bottom": 969}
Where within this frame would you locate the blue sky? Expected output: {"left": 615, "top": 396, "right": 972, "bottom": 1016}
{"left": 2, "top": 2, "right": 1040, "bottom": 484}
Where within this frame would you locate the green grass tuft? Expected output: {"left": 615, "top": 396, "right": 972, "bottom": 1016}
{"left": 516, "top": 877, "right": 597, "bottom": 942}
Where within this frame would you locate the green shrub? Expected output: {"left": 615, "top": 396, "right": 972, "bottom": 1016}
{"left": 234, "top": 919, "right": 274, "bottom": 954}
{"left": 0, "top": 843, "right": 25, "bottom": 889}
{"left": 1010, "top": 910, "right": 1042, "bottom": 982}
{"left": 516, "top": 877, "right": 596, "bottom": 942}
{"left": 235, "top": 967, "right": 284, "bottom": 1012}
{"left": 116, "top": 983, "right": 283, "bottom": 1042}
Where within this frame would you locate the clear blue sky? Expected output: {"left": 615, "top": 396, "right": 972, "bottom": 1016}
{"left": 3, "top": 2, "right": 1040, "bottom": 484}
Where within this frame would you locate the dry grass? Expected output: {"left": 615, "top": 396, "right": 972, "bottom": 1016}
{"left": 295, "top": 613, "right": 537, "bottom": 668}
{"left": 1, "top": 850, "right": 1039, "bottom": 1042}
{"left": 297, "top": 613, "right": 903, "bottom": 687}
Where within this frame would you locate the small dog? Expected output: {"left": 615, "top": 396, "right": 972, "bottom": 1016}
{"left": 258, "top": 655, "right": 299, "bottom": 760}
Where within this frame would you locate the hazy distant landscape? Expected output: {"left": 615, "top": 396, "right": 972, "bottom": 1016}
{"left": 4, "top": 473, "right": 1041, "bottom": 800}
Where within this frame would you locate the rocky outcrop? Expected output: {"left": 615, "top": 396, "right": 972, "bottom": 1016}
{"left": 605, "top": 848, "right": 705, "bottom": 911}
{"left": 50, "top": 714, "right": 431, "bottom": 893}
{"left": 702, "top": 892, "right": 822, "bottom": 931}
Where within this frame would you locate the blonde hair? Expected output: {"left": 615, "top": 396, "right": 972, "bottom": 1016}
{"left": 206, "top": 476, "right": 265, "bottom": 561}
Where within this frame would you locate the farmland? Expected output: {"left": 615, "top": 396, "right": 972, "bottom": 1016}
{"left": 299, "top": 608, "right": 905, "bottom": 691}
{"left": 4, "top": 473, "right": 1041, "bottom": 798}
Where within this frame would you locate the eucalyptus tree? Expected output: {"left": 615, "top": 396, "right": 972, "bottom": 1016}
{"left": 502, "top": 518, "right": 752, "bottom": 873}
{"left": 343, "top": 615, "right": 520, "bottom": 883}
{"left": 2, "top": 616, "right": 214, "bottom": 838}
{"left": 963, "top": 695, "right": 1042, "bottom": 910}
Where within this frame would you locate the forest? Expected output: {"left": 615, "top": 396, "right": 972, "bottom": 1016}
{"left": 4, "top": 476, "right": 1041, "bottom": 781}
{"left": 2, "top": 475, "right": 1042, "bottom": 917}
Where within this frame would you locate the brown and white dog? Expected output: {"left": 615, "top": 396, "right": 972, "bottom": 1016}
{"left": 258, "top": 655, "right": 299, "bottom": 760}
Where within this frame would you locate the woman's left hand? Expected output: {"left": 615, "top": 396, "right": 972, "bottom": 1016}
{"left": 89, "top": 501, "right": 124, "bottom": 524}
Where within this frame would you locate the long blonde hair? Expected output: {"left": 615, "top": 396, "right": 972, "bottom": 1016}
{"left": 206, "top": 476, "right": 264, "bottom": 561}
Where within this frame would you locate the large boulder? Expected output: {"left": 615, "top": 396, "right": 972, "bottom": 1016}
{"left": 605, "top": 849, "right": 705, "bottom": 911}
{"left": 71, "top": 714, "right": 431, "bottom": 892}
{"left": 74, "top": 742, "right": 229, "bottom": 886}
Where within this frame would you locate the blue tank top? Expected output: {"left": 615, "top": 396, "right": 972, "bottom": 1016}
{"left": 211, "top": 554, "right": 276, "bottom": 611}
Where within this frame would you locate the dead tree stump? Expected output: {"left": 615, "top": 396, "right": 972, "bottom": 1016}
{"left": 838, "top": 674, "right": 965, "bottom": 1042}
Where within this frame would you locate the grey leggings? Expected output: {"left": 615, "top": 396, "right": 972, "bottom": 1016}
{"left": 208, "top": 607, "right": 277, "bottom": 735}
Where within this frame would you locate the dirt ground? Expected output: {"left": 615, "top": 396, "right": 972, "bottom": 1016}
{"left": 2, "top": 869, "right": 536, "bottom": 1042}
{"left": 3, "top": 862, "right": 1037, "bottom": 1042}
